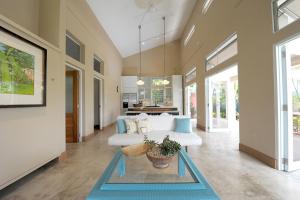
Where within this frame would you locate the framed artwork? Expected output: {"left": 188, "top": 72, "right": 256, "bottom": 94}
{"left": 0, "top": 26, "right": 47, "bottom": 108}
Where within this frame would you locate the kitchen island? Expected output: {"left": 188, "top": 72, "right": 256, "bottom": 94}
{"left": 125, "top": 106, "right": 179, "bottom": 115}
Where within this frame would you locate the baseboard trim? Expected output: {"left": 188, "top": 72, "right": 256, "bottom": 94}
{"left": 58, "top": 151, "right": 67, "bottom": 161}
{"left": 239, "top": 143, "right": 277, "bottom": 169}
{"left": 82, "top": 122, "right": 115, "bottom": 142}
{"left": 82, "top": 133, "right": 95, "bottom": 142}
{"left": 197, "top": 124, "right": 206, "bottom": 131}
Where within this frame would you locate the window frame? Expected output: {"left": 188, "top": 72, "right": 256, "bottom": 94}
{"left": 205, "top": 33, "right": 238, "bottom": 71}
{"left": 93, "top": 55, "right": 104, "bottom": 75}
{"left": 66, "top": 32, "right": 84, "bottom": 63}
{"left": 272, "top": 0, "right": 300, "bottom": 32}
{"left": 185, "top": 67, "right": 197, "bottom": 83}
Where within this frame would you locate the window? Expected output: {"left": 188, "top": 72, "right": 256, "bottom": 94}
{"left": 138, "top": 76, "right": 173, "bottom": 106}
{"left": 94, "top": 56, "right": 104, "bottom": 75}
{"left": 184, "top": 25, "right": 195, "bottom": 46}
{"left": 206, "top": 34, "right": 238, "bottom": 71}
{"left": 273, "top": 0, "right": 300, "bottom": 31}
{"left": 185, "top": 67, "right": 196, "bottom": 83}
{"left": 66, "top": 32, "right": 83, "bottom": 62}
{"left": 202, "top": 0, "right": 214, "bottom": 14}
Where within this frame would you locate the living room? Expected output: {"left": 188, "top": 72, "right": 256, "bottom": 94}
{"left": 0, "top": 0, "right": 300, "bottom": 199}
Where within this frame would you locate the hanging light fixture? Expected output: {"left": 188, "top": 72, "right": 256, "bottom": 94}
{"left": 137, "top": 25, "right": 145, "bottom": 86}
{"left": 162, "top": 16, "right": 169, "bottom": 85}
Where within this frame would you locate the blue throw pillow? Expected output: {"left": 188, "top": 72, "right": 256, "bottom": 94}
{"left": 117, "top": 119, "right": 126, "bottom": 134}
{"left": 175, "top": 118, "right": 192, "bottom": 133}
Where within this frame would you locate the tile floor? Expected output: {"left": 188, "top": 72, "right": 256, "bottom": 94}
{"left": 1, "top": 125, "right": 300, "bottom": 200}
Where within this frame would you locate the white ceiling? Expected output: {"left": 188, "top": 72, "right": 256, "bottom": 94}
{"left": 86, "top": 0, "right": 197, "bottom": 57}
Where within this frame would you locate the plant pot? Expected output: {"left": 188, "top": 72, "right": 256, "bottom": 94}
{"left": 146, "top": 147, "right": 174, "bottom": 168}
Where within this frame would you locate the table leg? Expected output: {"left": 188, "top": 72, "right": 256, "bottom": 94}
{"left": 178, "top": 148, "right": 186, "bottom": 177}
{"left": 118, "top": 154, "right": 126, "bottom": 177}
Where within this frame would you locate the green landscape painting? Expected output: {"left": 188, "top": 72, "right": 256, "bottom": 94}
{"left": 0, "top": 42, "right": 34, "bottom": 95}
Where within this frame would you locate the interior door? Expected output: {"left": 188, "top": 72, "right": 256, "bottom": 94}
{"left": 94, "top": 78, "right": 100, "bottom": 129}
{"left": 66, "top": 71, "right": 78, "bottom": 143}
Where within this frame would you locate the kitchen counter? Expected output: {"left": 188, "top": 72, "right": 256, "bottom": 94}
{"left": 126, "top": 106, "right": 179, "bottom": 115}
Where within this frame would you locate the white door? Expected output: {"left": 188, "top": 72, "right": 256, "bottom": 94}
{"left": 277, "top": 35, "right": 300, "bottom": 171}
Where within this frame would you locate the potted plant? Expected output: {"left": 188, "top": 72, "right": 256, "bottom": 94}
{"left": 144, "top": 135, "right": 181, "bottom": 168}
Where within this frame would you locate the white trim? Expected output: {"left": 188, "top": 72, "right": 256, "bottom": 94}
{"left": 94, "top": 74, "right": 104, "bottom": 130}
{"left": 275, "top": 33, "right": 300, "bottom": 171}
{"left": 93, "top": 55, "right": 104, "bottom": 75}
{"left": 206, "top": 33, "right": 238, "bottom": 61}
{"left": 66, "top": 32, "right": 81, "bottom": 46}
{"left": 66, "top": 63, "right": 83, "bottom": 142}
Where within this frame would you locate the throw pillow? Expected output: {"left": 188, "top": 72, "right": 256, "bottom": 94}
{"left": 116, "top": 119, "right": 126, "bottom": 134}
{"left": 175, "top": 118, "right": 192, "bottom": 133}
{"left": 124, "top": 119, "right": 138, "bottom": 134}
{"left": 136, "top": 118, "right": 151, "bottom": 134}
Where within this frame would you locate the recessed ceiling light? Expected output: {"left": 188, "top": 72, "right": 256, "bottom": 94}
{"left": 142, "top": 41, "right": 145, "bottom": 45}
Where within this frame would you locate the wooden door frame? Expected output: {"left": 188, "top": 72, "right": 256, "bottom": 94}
{"left": 66, "top": 70, "right": 78, "bottom": 142}
{"left": 66, "top": 64, "right": 83, "bottom": 142}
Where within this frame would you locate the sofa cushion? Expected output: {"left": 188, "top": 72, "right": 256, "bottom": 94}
{"left": 124, "top": 119, "right": 138, "bottom": 134}
{"left": 117, "top": 119, "right": 127, "bottom": 134}
{"left": 136, "top": 118, "right": 151, "bottom": 134}
{"left": 175, "top": 118, "right": 192, "bottom": 133}
{"left": 148, "top": 115, "right": 175, "bottom": 131}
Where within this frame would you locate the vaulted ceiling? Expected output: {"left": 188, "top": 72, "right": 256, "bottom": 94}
{"left": 86, "top": 0, "right": 197, "bottom": 57}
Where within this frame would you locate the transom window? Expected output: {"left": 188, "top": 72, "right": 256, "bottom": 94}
{"left": 66, "top": 32, "right": 84, "bottom": 63}
{"left": 273, "top": 0, "right": 300, "bottom": 32}
{"left": 94, "top": 56, "right": 104, "bottom": 75}
{"left": 185, "top": 68, "right": 196, "bottom": 83}
{"left": 205, "top": 34, "right": 238, "bottom": 71}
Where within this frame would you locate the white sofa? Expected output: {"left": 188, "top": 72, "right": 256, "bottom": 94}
{"left": 108, "top": 114, "right": 202, "bottom": 147}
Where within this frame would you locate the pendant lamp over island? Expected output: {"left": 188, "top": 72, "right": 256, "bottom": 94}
{"left": 162, "top": 16, "right": 169, "bottom": 85}
{"left": 137, "top": 25, "right": 144, "bottom": 86}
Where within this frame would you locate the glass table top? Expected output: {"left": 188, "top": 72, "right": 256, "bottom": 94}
{"left": 107, "top": 154, "right": 196, "bottom": 184}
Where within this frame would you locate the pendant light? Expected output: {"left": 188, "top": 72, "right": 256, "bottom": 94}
{"left": 162, "top": 16, "right": 169, "bottom": 85}
{"left": 137, "top": 25, "right": 144, "bottom": 86}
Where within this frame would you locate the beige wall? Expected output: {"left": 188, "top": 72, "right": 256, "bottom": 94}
{"left": 0, "top": 0, "right": 122, "bottom": 189}
{"left": 0, "top": 0, "right": 40, "bottom": 35}
{"left": 0, "top": 13, "right": 65, "bottom": 190}
{"left": 65, "top": 0, "right": 122, "bottom": 134}
{"left": 181, "top": 0, "right": 300, "bottom": 160}
{"left": 123, "top": 40, "right": 181, "bottom": 76}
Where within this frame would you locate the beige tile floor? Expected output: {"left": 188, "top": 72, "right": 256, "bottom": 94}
{"left": 1, "top": 125, "right": 300, "bottom": 200}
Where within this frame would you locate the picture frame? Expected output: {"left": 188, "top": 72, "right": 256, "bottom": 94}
{"left": 0, "top": 26, "right": 47, "bottom": 108}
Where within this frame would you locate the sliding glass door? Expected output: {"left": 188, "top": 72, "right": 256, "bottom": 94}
{"left": 277, "top": 35, "right": 300, "bottom": 171}
{"left": 206, "top": 66, "right": 239, "bottom": 132}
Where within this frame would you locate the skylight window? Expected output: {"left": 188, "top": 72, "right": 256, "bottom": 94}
{"left": 184, "top": 25, "right": 195, "bottom": 46}
{"left": 202, "top": 0, "right": 214, "bottom": 14}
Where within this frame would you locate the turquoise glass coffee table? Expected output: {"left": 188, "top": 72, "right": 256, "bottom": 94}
{"left": 87, "top": 149, "right": 220, "bottom": 200}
